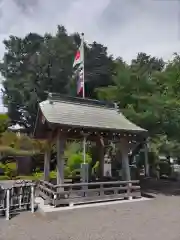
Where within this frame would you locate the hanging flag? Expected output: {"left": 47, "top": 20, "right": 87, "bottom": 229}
{"left": 72, "top": 33, "right": 85, "bottom": 97}
{"left": 77, "top": 68, "right": 83, "bottom": 95}
{"left": 73, "top": 41, "right": 83, "bottom": 68}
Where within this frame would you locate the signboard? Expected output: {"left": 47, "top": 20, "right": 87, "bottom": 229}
{"left": 81, "top": 163, "right": 89, "bottom": 182}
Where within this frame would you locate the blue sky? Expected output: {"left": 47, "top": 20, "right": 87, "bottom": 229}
{"left": 0, "top": 0, "right": 180, "bottom": 113}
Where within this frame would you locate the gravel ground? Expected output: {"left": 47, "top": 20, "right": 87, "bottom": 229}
{"left": 0, "top": 194, "right": 180, "bottom": 240}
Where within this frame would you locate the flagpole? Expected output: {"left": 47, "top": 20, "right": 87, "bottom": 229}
{"left": 81, "top": 33, "right": 88, "bottom": 183}
{"left": 73, "top": 33, "right": 88, "bottom": 182}
{"left": 81, "top": 33, "right": 86, "bottom": 165}
{"left": 81, "top": 33, "right": 85, "bottom": 99}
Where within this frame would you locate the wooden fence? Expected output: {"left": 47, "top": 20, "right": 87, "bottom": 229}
{"left": 38, "top": 180, "right": 141, "bottom": 207}
{"left": 0, "top": 180, "right": 35, "bottom": 220}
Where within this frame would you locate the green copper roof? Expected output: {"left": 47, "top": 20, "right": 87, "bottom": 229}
{"left": 38, "top": 95, "right": 147, "bottom": 134}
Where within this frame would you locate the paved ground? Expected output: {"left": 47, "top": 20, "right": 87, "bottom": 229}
{"left": 0, "top": 194, "right": 180, "bottom": 240}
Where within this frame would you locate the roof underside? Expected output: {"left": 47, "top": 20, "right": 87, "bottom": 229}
{"left": 38, "top": 95, "right": 147, "bottom": 135}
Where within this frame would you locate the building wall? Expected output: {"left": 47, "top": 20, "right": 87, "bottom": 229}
{"left": 0, "top": 90, "right": 7, "bottom": 113}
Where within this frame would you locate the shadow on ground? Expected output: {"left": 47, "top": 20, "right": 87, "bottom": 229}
{"left": 140, "top": 178, "right": 180, "bottom": 196}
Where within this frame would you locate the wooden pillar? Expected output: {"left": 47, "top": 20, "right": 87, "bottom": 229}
{"left": 119, "top": 139, "right": 131, "bottom": 181}
{"left": 96, "top": 136, "right": 105, "bottom": 179}
{"left": 144, "top": 142, "right": 149, "bottom": 177}
{"left": 44, "top": 144, "right": 51, "bottom": 181}
{"left": 56, "top": 132, "right": 66, "bottom": 185}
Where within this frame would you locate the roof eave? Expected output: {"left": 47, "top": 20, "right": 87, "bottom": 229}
{"left": 46, "top": 120, "right": 148, "bottom": 136}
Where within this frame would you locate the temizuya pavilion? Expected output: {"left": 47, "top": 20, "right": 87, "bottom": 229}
{"left": 34, "top": 94, "right": 148, "bottom": 184}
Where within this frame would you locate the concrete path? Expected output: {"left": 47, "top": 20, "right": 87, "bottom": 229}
{"left": 0, "top": 194, "right": 180, "bottom": 240}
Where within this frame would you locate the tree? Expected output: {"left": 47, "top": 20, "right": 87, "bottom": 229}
{"left": 97, "top": 53, "right": 180, "bottom": 158}
{"left": 1, "top": 33, "right": 45, "bottom": 130}
{"left": 84, "top": 42, "right": 114, "bottom": 98}
{"left": 131, "top": 52, "right": 165, "bottom": 75}
{"left": 1, "top": 26, "right": 114, "bottom": 131}
{"left": 0, "top": 28, "right": 75, "bottom": 131}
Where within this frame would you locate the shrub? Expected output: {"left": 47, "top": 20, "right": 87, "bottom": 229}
{"left": 49, "top": 171, "right": 56, "bottom": 179}
{"left": 0, "top": 162, "right": 17, "bottom": 180}
{"left": 64, "top": 166, "right": 71, "bottom": 178}
{"left": 64, "top": 142, "right": 81, "bottom": 158}
{"left": 3, "top": 162, "right": 17, "bottom": 179}
{"left": 67, "top": 152, "right": 92, "bottom": 172}
{"left": 0, "top": 162, "right": 6, "bottom": 173}
{"left": 49, "top": 169, "right": 72, "bottom": 179}
{"left": 32, "top": 172, "right": 43, "bottom": 180}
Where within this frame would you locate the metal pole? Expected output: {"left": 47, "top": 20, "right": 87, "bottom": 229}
{"left": 81, "top": 133, "right": 89, "bottom": 184}
{"left": 81, "top": 33, "right": 87, "bottom": 183}
{"left": 83, "top": 135, "right": 86, "bottom": 164}
{"left": 81, "top": 32, "right": 85, "bottom": 99}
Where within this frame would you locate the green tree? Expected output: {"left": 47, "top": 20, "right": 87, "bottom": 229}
{"left": 131, "top": 52, "right": 165, "bottom": 75}
{"left": 1, "top": 27, "right": 75, "bottom": 131}
{"left": 84, "top": 42, "right": 114, "bottom": 98}
{"left": 1, "top": 26, "right": 114, "bottom": 132}
{"left": 97, "top": 53, "right": 180, "bottom": 158}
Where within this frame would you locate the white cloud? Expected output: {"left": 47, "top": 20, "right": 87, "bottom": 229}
{"left": 0, "top": 0, "right": 179, "bottom": 62}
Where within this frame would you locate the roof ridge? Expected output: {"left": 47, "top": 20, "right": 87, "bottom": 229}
{"left": 47, "top": 93, "right": 116, "bottom": 109}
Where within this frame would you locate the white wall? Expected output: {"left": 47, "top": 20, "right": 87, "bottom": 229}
{"left": 0, "top": 84, "right": 7, "bottom": 113}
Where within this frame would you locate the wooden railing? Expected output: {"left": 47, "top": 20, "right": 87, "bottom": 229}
{"left": 38, "top": 180, "right": 141, "bottom": 207}
{"left": 0, "top": 181, "right": 35, "bottom": 220}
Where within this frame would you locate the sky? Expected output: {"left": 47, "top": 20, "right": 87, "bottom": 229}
{"left": 0, "top": 0, "right": 180, "bottom": 112}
